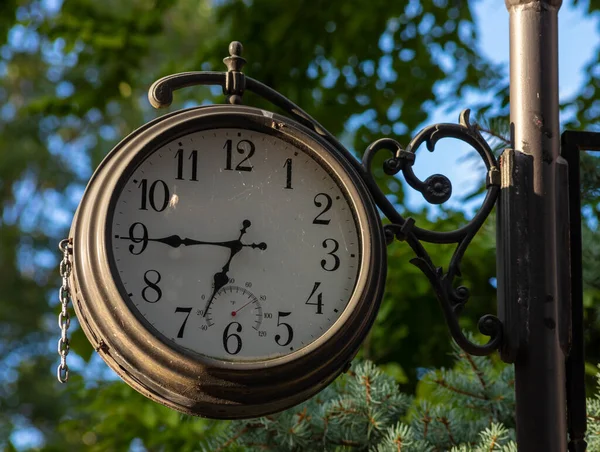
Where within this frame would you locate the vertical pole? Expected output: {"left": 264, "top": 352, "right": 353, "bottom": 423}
{"left": 500, "top": 0, "right": 567, "bottom": 450}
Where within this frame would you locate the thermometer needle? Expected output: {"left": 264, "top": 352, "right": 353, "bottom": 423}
{"left": 231, "top": 299, "right": 254, "bottom": 317}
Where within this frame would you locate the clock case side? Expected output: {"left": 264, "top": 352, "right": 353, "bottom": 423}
{"left": 70, "top": 105, "right": 387, "bottom": 419}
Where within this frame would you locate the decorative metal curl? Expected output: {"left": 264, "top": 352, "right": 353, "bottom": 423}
{"left": 147, "top": 41, "right": 503, "bottom": 356}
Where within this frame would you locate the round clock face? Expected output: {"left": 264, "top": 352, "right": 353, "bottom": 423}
{"left": 109, "top": 127, "right": 362, "bottom": 361}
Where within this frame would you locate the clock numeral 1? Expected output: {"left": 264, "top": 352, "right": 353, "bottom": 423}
{"left": 223, "top": 322, "right": 243, "bottom": 354}
{"left": 174, "top": 307, "right": 192, "bottom": 338}
{"left": 275, "top": 311, "right": 294, "bottom": 346}
{"left": 138, "top": 179, "right": 170, "bottom": 212}
{"left": 305, "top": 282, "right": 324, "bottom": 314}
{"left": 283, "top": 158, "right": 293, "bottom": 189}
{"left": 224, "top": 139, "right": 255, "bottom": 171}
{"left": 313, "top": 193, "right": 332, "bottom": 225}
{"left": 142, "top": 270, "right": 162, "bottom": 303}
{"left": 321, "top": 239, "right": 340, "bottom": 271}
{"left": 175, "top": 149, "right": 198, "bottom": 181}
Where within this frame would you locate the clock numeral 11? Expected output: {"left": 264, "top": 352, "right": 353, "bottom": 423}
{"left": 175, "top": 149, "right": 198, "bottom": 181}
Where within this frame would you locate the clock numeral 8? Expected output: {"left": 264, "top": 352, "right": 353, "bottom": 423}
{"left": 142, "top": 270, "right": 162, "bottom": 303}
{"left": 223, "top": 322, "right": 243, "bottom": 355}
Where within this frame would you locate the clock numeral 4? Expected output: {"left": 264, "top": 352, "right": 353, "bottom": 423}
{"left": 223, "top": 322, "right": 243, "bottom": 354}
{"left": 224, "top": 139, "right": 255, "bottom": 171}
{"left": 321, "top": 239, "right": 340, "bottom": 271}
{"left": 305, "top": 282, "right": 324, "bottom": 314}
{"left": 174, "top": 307, "right": 192, "bottom": 338}
{"left": 275, "top": 311, "right": 294, "bottom": 346}
{"left": 175, "top": 149, "right": 198, "bottom": 181}
{"left": 142, "top": 270, "right": 162, "bottom": 303}
{"left": 138, "top": 179, "right": 170, "bottom": 212}
{"left": 313, "top": 193, "right": 332, "bottom": 225}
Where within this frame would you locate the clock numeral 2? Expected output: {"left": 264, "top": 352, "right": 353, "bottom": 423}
{"left": 175, "top": 148, "right": 198, "bottom": 181}
{"left": 142, "top": 270, "right": 162, "bottom": 303}
{"left": 305, "top": 282, "right": 324, "bottom": 314}
{"left": 224, "top": 139, "right": 255, "bottom": 171}
{"left": 138, "top": 179, "right": 169, "bottom": 212}
{"left": 313, "top": 193, "right": 332, "bottom": 225}
{"left": 174, "top": 307, "right": 192, "bottom": 338}
{"left": 275, "top": 311, "right": 294, "bottom": 346}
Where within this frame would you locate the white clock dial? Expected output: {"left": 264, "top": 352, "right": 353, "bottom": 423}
{"left": 110, "top": 128, "right": 361, "bottom": 361}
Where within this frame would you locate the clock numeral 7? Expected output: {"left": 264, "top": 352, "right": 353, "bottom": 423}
{"left": 224, "top": 139, "right": 255, "bottom": 171}
{"left": 174, "top": 307, "right": 192, "bottom": 338}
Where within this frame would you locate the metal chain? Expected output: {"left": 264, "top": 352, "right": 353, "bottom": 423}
{"left": 57, "top": 238, "right": 72, "bottom": 383}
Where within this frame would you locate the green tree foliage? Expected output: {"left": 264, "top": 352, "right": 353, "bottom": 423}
{"left": 0, "top": 0, "right": 598, "bottom": 449}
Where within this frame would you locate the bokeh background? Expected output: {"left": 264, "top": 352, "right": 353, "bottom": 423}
{"left": 0, "top": 0, "right": 598, "bottom": 449}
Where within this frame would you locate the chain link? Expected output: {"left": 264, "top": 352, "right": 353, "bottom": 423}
{"left": 57, "top": 238, "right": 72, "bottom": 383}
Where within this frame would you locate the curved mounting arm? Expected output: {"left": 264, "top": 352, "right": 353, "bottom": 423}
{"left": 147, "top": 41, "right": 503, "bottom": 356}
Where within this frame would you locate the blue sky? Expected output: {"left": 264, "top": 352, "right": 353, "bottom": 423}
{"left": 404, "top": 0, "right": 599, "bottom": 214}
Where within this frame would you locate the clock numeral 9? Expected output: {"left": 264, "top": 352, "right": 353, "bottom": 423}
{"left": 224, "top": 139, "right": 255, "bottom": 172}
{"left": 305, "top": 282, "right": 324, "bottom": 314}
{"left": 275, "top": 311, "right": 294, "bottom": 346}
{"left": 127, "top": 222, "right": 148, "bottom": 255}
{"left": 138, "top": 179, "right": 170, "bottom": 212}
{"left": 142, "top": 270, "right": 162, "bottom": 303}
{"left": 175, "top": 148, "right": 198, "bottom": 181}
{"left": 223, "top": 322, "right": 243, "bottom": 355}
{"left": 313, "top": 193, "right": 332, "bottom": 225}
{"left": 321, "top": 239, "right": 340, "bottom": 271}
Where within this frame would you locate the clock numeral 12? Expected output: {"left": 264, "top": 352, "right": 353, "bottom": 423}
{"left": 224, "top": 139, "right": 255, "bottom": 171}
{"left": 175, "top": 149, "right": 198, "bottom": 181}
{"left": 138, "top": 179, "right": 169, "bottom": 212}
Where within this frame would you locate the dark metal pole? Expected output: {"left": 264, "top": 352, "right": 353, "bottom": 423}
{"left": 499, "top": 0, "right": 568, "bottom": 450}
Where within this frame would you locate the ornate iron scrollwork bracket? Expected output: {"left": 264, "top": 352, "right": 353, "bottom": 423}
{"left": 148, "top": 41, "right": 503, "bottom": 356}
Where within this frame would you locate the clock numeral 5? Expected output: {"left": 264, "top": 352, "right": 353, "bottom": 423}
{"left": 224, "top": 139, "right": 255, "bottom": 171}
{"left": 313, "top": 193, "right": 332, "bottom": 225}
{"left": 138, "top": 179, "right": 170, "bottom": 212}
{"left": 175, "top": 148, "right": 198, "bottom": 181}
{"left": 142, "top": 270, "right": 162, "bottom": 303}
{"left": 305, "top": 282, "right": 324, "bottom": 314}
{"left": 223, "top": 322, "right": 243, "bottom": 355}
{"left": 275, "top": 311, "right": 294, "bottom": 346}
{"left": 174, "top": 307, "right": 192, "bottom": 338}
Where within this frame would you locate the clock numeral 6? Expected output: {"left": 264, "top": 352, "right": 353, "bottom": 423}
{"left": 321, "top": 238, "right": 340, "bottom": 272}
{"left": 305, "top": 282, "right": 324, "bottom": 314}
{"left": 138, "top": 179, "right": 170, "bottom": 212}
{"left": 142, "top": 270, "right": 162, "bottom": 303}
{"left": 224, "top": 139, "right": 255, "bottom": 172}
{"left": 223, "top": 322, "right": 243, "bottom": 355}
{"left": 275, "top": 311, "right": 294, "bottom": 347}
{"left": 313, "top": 193, "right": 332, "bottom": 225}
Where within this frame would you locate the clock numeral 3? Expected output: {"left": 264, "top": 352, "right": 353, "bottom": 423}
{"left": 305, "top": 282, "right": 324, "bottom": 314}
{"left": 223, "top": 322, "right": 243, "bottom": 354}
{"left": 127, "top": 222, "right": 148, "bottom": 255}
{"left": 321, "top": 239, "right": 340, "bottom": 272}
{"left": 174, "top": 307, "right": 192, "bottom": 338}
{"left": 175, "top": 149, "right": 198, "bottom": 181}
{"left": 313, "top": 193, "right": 332, "bottom": 225}
{"left": 142, "top": 270, "right": 162, "bottom": 303}
{"left": 224, "top": 139, "right": 255, "bottom": 171}
{"left": 275, "top": 311, "right": 294, "bottom": 346}
{"left": 138, "top": 179, "right": 170, "bottom": 212}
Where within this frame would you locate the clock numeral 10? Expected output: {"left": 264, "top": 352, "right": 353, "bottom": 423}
{"left": 138, "top": 179, "right": 169, "bottom": 212}
{"left": 224, "top": 139, "right": 255, "bottom": 171}
{"left": 175, "top": 149, "right": 198, "bottom": 181}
